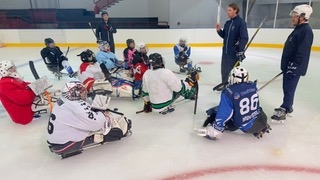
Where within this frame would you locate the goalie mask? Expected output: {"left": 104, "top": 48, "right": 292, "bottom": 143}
{"left": 78, "top": 49, "right": 97, "bottom": 63}
{"left": 229, "top": 66, "right": 248, "bottom": 85}
{"left": 0, "top": 60, "right": 21, "bottom": 79}
{"left": 149, "top": 53, "right": 165, "bottom": 70}
{"left": 62, "top": 81, "right": 87, "bottom": 101}
{"left": 290, "top": 4, "right": 313, "bottom": 20}
{"left": 98, "top": 41, "right": 111, "bottom": 52}
{"left": 136, "top": 42, "right": 148, "bottom": 54}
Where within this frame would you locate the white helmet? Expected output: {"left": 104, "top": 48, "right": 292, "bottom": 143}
{"left": 179, "top": 36, "right": 188, "bottom": 47}
{"left": 290, "top": 4, "right": 313, "bottom": 20}
{"left": 229, "top": 66, "right": 249, "bottom": 85}
{"left": 62, "top": 81, "right": 87, "bottom": 101}
{"left": 179, "top": 36, "right": 187, "bottom": 43}
{"left": 0, "top": 60, "right": 21, "bottom": 79}
{"left": 136, "top": 42, "right": 148, "bottom": 53}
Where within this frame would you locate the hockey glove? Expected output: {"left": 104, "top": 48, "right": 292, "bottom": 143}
{"left": 194, "top": 125, "right": 222, "bottom": 140}
{"left": 185, "top": 71, "right": 200, "bottom": 87}
{"left": 183, "top": 46, "right": 188, "bottom": 51}
{"left": 179, "top": 51, "right": 184, "bottom": 57}
{"left": 286, "top": 62, "right": 298, "bottom": 79}
{"left": 143, "top": 101, "right": 152, "bottom": 113}
{"left": 236, "top": 51, "right": 246, "bottom": 62}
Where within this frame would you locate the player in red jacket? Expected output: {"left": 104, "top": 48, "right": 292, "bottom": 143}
{"left": 0, "top": 60, "right": 49, "bottom": 125}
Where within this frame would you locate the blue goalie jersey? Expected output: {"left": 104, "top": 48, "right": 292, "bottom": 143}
{"left": 215, "top": 82, "right": 261, "bottom": 132}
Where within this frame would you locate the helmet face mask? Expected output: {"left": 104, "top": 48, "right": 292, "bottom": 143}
{"left": 179, "top": 37, "right": 187, "bottom": 47}
{"left": 229, "top": 66, "right": 249, "bottom": 85}
{"left": 62, "top": 81, "right": 87, "bottom": 101}
{"left": 44, "top": 38, "right": 55, "bottom": 48}
{"left": 126, "top": 39, "right": 135, "bottom": 48}
{"left": 99, "top": 41, "right": 110, "bottom": 52}
{"left": 78, "top": 49, "right": 97, "bottom": 63}
{"left": 136, "top": 42, "right": 148, "bottom": 54}
{"left": 149, "top": 53, "right": 165, "bottom": 70}
{"left": 0, "top": 60, "right": 21, "bottom": 79}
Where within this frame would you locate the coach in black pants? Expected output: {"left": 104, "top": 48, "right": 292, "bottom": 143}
{"left": 216, "top": 3, "right": 248, "bottom": 91}
{"left": 96, "top": 11, "right": 117, "bottom": 53}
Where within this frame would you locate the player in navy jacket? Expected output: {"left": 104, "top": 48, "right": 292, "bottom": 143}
{"left": 216, "top": 3, "right": 248, "bottom": 91}
{"left": 195, "top": 66, "right": 271, "bottom": 140}
{"left": 271, "top": 4, "right": 313, "bottom": 122}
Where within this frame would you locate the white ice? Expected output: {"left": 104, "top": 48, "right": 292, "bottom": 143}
{"left": 1, "top": 46, "right": 320, "bottom": 180}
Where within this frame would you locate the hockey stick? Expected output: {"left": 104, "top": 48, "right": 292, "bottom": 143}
{"left": 29, "top": 61, "right": 40, "bottom": 80}
{"left": 88, "top": 22, "right": 97, "bottom": 37}
{"left": 100, "top": 63, "right": 112, "bottom": 82}
{"left": 258, "top": 72, "right": 283, "bottom": 91}
{"left": 193, "top": 81, "right": 199, "bottom": 114}
{"left": 57, "top": 46, "right": 70, "bottom": 81}
{"left": 136, "top": 98, "right": 192, "bottom": 114}
{"left": 213, "top": 16, "right": 268, "bottom": 91}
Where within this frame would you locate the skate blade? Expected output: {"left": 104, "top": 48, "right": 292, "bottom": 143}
{"left": 271, "top": 119, "right": 285, "bottom": 124}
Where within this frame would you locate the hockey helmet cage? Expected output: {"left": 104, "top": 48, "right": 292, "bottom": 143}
{"left": 126, "top": 39, "right": 135, "bottom": 47}
{"left": 136, "top": 42, "right": 148, "bottom": 53}
{"left": 44, "top": 38, "right": 54, "bottom": 46}
{"left": 62, "top": 81, "right": 87, "bottom": 101}
{"left": 0, "top": 60, "right": 20, "bottom": 79}
{"left": 290, "top": 4, "right": 313, "bottom": 20}
{"left": 179, "top": 36, "right": 188, "bottom": 47}
{"left": 229, "top": 66, "right": 249, "bottom": 85}
{"left": 149, "top": 53, "right": 165, "bottom": 70}
{"left": 77, "top": 49, "right": 97, "bottom": 63}
{"left": 98, "top": 41, "right": 110, "bottom": 51}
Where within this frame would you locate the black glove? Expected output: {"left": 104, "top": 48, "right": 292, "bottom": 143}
{"left": 236, "top": 51, "right": 246, "bottom": 62}
{"left": 179, "top": 51, "right": 184, "bottom": 56}
{"left": 286, "top": 62, "right": 298, "bottom": 79}
{"left": 183, "top": 46, "right": 188, "bottom": 51}
{"left": 60, "top": 56, "right": 68, "bottom": 61}
{"left": 143, "top": 101, "right": 152, "bottom": 113}
{"left": 185, "top": 71, "right": 200, "bottom": 87}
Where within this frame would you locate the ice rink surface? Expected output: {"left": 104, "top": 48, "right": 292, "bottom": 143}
{"left": 1, "top": 46, "right": 320, "bottom": 180}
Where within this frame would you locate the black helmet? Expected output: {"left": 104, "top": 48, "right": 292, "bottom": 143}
{"left": 126, "top": 39, "right": 135, "bottom": 47}
{"left": 77, "top": 49, "right": 97, "bottom": 63}
{"left": 149, "top": 53, "right": 164, "bottom": 70}
{"left": 44, "top": 38, "right": 54, "bottom": 46}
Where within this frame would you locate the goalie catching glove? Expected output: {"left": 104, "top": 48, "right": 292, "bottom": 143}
{"left": 185, "top": 71, "right": 200, "bottom": 87}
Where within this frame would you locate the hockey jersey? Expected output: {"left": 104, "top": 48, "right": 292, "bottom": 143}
{"left": 96, "top": 50, "right": 118, "bottom": 70}
{"left": 47, "top": 97, "right": 107, "bottom": 144}
{"left": 142, "top": 68, "right": 191, "bottom": 110}
{"left": 78, "top": 62, "right": 105, "bottom": 92}
{"left": 214, "top": 82, "right": 261, "bottom": 132}
{"left": 0, "top": 77, "right": 36, "bottom": 125}
{"left": 173, "top": 44, "right": 191, "bottom": 59}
